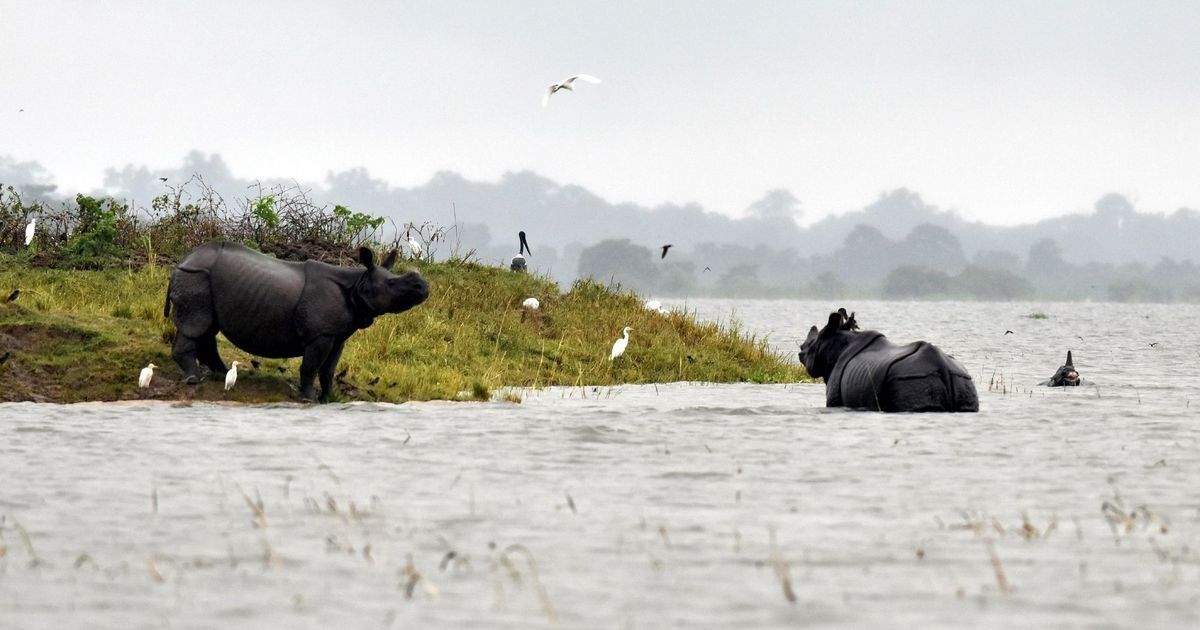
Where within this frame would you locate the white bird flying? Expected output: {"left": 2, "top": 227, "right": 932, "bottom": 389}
{"left": 609, "top": 326, "right": 632, "bottom": 361}
{"left": 522, "top": 297, "right": 540, "bottom": 310}
{"left": 225, "top": 361, "right": 241, "bottom": 391}
{"left": 543, "top": 74, "right": 601, "bottom": 108}
{"left": 24, "top": 218, "right": 36, "bottom": 246}
{"left": 138, "top": 363, "right": 157, "bottom": 389}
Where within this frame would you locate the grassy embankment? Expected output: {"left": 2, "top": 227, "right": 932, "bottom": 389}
{"left": 0, "top": 256, "right": 807, "bottom": 403}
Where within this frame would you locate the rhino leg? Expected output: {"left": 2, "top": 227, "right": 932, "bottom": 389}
{"left": 169, "top": 269, "right": 216, "bottom": 385}
{"left": 299, "top": 336, "right": 337, "bottom": 402}
{"left": 318, "top": 340, "right": 347, "bottom": 403}
{"left": 171, "top": 334, "right": 202, "bottom": 385}
{"left": 197, "top": 334, "right": 227, "bottom": 375}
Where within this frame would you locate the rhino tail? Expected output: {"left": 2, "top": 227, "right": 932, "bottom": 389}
{"left": 163, "top": 275, "right": 173, "bottom": 319}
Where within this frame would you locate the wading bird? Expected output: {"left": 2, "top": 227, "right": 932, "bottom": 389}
{"left": 225, "top": 361, "right": 241, "bottom": 390}
{"left": 139, "top": 363, "right": 157, "bottom": 389}
{"left": 407, "top": 233, "right": 423, "bottom": 259}
{"left": 542, "top": 74, "right": 601, "bottom": 107}
{"left": 609, "top": 326, "right": 632, "bottom": 361}
{"left": 24, "top": 218, "right": 35, "bottom": 246}
{"left": 511, "top": 231, "right": 532, "bottom": 271}
{"left": 522, "top": 297, "right": 540, "bottom": 310}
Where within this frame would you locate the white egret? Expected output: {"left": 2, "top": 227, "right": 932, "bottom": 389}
{"left": 138, "top": 363, "right": 157, "bottom": 388}
{"left": 522, "top": 297, "right": 540, "bottom": 310}
{"left": 609, "top": 326, "right": 632, "bottom": 361}
{"left": 542, "top": 74, "right": 601, "bottom": 107}
{"left": 24, "top": 218, "right": 36, "bottom": 246}
{"left": 408, "top": 234, "right": 423, "bottom": 259}
{"left": 225, "top": 361, "right": 241, "bottom": 391}
{"left": 644, "top": 299, "right": 662, "bottom": 311}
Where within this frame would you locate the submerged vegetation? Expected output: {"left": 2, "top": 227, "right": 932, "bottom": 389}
{"left": 0, "top": 180, "right": 805, "bottom": 403}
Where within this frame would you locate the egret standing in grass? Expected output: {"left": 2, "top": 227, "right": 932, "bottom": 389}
{"left": 138, "top": 363, "right": 157, "bottom": 389}
{"left": 225, "top": 361, "right": 241, "bottom": 391}
{"left": 522, "top": 297, "right": 540, "bottom": 310}
{"left": 542, "top": 74, "right": 601, "bottom": 107}
{"left": 24, "top": 218, "right": 36, "bottom": 246}
{"left": 609, "top": 327, "right": 632, "bottom": 361}
{"left": 407, "top": 233, "right": 423, "bottom": 260}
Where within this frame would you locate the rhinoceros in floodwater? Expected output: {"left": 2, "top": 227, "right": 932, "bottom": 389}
{"left": 799, "top": 310, "right": 979, "bottom": 412}
{"left": 1040, "top": 350, "right": 1081, "bottom": 387}
{"left": 165, "top": 241, "right": 429, "bottom": 402}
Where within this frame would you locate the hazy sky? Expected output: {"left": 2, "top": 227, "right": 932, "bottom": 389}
{"left": 2, "top": 0, "right": 1198, "bottom": 225}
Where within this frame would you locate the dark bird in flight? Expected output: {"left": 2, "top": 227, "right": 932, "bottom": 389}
{"left": 5, "top": 289, "right": 18, "bottom": 303}
{"left": 703, "top": 266, "right": 712, "bottom": 273}
{"left": 518, "top": 230, "right": 531, "bottom": 256}
{"left": 1076, "top": 335, "right": 1084, "bottom": 342}
{"left": 660, "top": 244, "right": 673, "bottom": 259}
{"left": 1149, "top": 342, "right": 1160, "bottom": 347}
{"left": 1004, "top": 330, "right": 1014, "bottom": 335}
{"left": 158, "top": 177, "right": 168, "bottom": 182}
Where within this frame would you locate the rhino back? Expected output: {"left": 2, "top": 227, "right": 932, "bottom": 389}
{"left": 209, "top": 243, "right": 307, "bottom": 356}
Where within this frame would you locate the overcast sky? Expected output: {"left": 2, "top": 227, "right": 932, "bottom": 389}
{"left": 2, "top": 0, "right": 1198, "bottom": 225}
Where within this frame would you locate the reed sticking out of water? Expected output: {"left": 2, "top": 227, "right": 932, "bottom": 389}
{"left": 768, "top": 528, "right": 797, "bottom": 604}
{"left": 12, "top": 518, "right": 41, "bottom": 567}
{"left": 403, "top": 553, "right": 440, "bottom": 600}
{"left": 985, "top": 540, "right": 1011, "bottom": 595}
{"left": 146, "top": 556, "right": 166, "bottom": 583}
{"left": 504, "top": 544, "right": 558, "bottom": 624}
{"left": 237, "top": 485, "right": 267, "bottom": 529}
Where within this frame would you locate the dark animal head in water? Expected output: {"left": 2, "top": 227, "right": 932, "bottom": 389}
{"left": 1047, "top": 350, "right": 1080, "bottom": 386}
{"left": 799, "top": 311, "right": 857, "bottom": 380}
{"left": 354, "top": 246, "right": 429, "bottom": 315}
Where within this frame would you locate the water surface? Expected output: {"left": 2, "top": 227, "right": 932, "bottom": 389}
{"left": 1, "top": 300, "right": 1197, "bottom": 629}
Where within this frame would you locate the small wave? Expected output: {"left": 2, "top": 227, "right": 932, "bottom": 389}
{"left": 567, "top": 424, "right": 632, "bottom": 443}
{"left": 656, "top": 470, "right": 732, "bottom": 480}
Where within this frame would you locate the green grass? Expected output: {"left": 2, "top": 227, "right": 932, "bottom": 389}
{"left": 0, "top": 256, "right": 807, "bottom": 403}
{"left": 1025, "top": 311, "right": 1050, "bottom": 320}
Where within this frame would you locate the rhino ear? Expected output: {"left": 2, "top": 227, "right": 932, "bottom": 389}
{"left": 380, "top": 249, "right": 399, "bottom": 270}
{"left": 358, "top": 246, "right": 375, "bottom": 269}
{"left": 1065, "top": 350, "right": 1073, "bottom": 367}
{"left": 820, "top": 312, "right": 842, "bottom": 336}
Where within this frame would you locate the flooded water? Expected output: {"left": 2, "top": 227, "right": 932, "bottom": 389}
{"left": 1, "top": 300, "right": 1198, "bottom": 629}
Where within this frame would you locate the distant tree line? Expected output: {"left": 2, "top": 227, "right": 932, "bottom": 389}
{"left": 576, "top": 223, "right": 1200, "bottom": 302}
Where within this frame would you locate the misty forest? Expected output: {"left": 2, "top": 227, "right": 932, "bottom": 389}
{"left": 3, "top": 151, "right": 1199, "bottom": 303}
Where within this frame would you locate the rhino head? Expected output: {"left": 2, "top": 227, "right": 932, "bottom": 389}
{"left": 799, "top": 311, "right": 855, "bottom": 381}
{"left": 353, "top": 246, "right": 429, "bottom": 317}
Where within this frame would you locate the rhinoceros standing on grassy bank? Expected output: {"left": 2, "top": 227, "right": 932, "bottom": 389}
{"left": 164, "top": 241, "right": 429, "bottom": 402}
